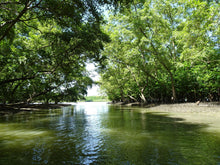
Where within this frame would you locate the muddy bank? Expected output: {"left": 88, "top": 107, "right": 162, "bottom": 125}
{"left": 0, "top": 103, "right": 71, "bottom": 116}
{"left": 147, "top": 102, "right": 220, "bottom": 113}
{"left": 110, "top": 101, "right": 220, "bottom": 112}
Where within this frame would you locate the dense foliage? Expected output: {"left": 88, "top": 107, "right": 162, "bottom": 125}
{"left": 0, "top": 0, "right": 131, "bottom": 104}
{"left": 99, "top": 0, "right": 219, "bottom": 103}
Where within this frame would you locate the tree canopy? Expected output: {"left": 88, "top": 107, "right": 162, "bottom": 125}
{"left": 99, "top": 0, "right": 219, "bottom": 103}
{"left": 0, "top": 0, "right": 131, "bottom": 104}
{"left": 1, "top": 0, "right": 219, "bottom": 104}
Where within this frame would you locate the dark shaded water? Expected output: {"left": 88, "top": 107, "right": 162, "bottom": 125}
{"left": 0, "top": 102, "right": 220, "bottom": 165}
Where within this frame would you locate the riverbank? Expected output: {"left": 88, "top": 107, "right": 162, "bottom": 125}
{"left": 1, "top": 102, "right": 219, "bottom": 116}
{"left": 0, "top": 103, "right": 71, "bottom": 116}
{"left": 147, "top": 102, "right": 220, "bottom": 113}
{"left": 111, "top": 101, "right": 220, "bottom": 113}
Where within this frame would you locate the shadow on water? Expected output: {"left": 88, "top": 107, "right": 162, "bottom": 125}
{"left": 0, "top": 103, "right": 220, "bottom": 165}
{"left": 99, "top": 106, "right": 220, "bottom": 165}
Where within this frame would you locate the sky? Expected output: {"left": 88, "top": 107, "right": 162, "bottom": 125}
{"left": 87, "top": 85, "right": 100, "bottom": 96}
{"left": 86, "top": 63, "right": 100, "bottom": 96}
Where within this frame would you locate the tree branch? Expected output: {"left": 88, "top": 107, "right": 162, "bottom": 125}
{"left": 0, "top": 2, "right": 22, "bottom": 6}
{"left": 0, "top": 75, "right": 36, "bottom": 85}
{"left": 0, "top": 2, "right": 29, "bottom": 41}
{"left": 26, "top": 86, "right": 57, "bottom": 103}
{"left": 19, "top": 20, "right": 42, "bottom": 33}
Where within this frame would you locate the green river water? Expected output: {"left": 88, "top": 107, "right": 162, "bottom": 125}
{"left": 0, "top": 102, "right": 220, "bottom": 165}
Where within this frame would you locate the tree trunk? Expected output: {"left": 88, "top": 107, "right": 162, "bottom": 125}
{"left": 140, "top": 92, "right": 147, "bottom": 103}
{"left": 170, "top": 75, "right": 177, "bottom": 102}
{"left": 128, "top": 95, "right": 138, "bottom": 102}
{"left": 120, "top": 89, "right": 125, "bottom": 102}
{"left": 45, "top": 99, "right": 49, "bottom": 104}
{"left": 140, "top": 87, "right": 147, "bottom": 103}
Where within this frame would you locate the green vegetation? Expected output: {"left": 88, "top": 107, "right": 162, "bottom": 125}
{"left": 99, "top": 0, "right": 220, "bottom": 103}
{"left": 81, "top": 96, "right": 109, "bottom": 102}
{"left": 0, "top": 0, "right": 131, "bottom": 104}
{"left": 1, "top": 0, "right": 219, "bottom": 105}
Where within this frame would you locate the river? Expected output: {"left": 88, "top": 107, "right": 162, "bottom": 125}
{"left": 0, "top": 102, "right": 220, "bottom": 164}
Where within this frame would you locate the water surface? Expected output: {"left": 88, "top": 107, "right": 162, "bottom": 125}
{"left": 0, "top": 102, "right": 220, "bottom": 164}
